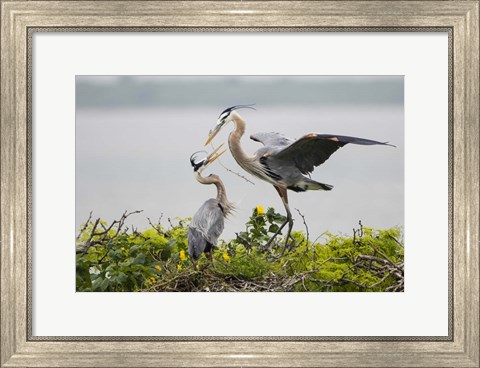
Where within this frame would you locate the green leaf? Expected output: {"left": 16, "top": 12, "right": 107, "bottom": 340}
{"left": 268, "top": 224, "right": 279, "bottom": 233}
{"left": 159, "top": 247, "right": 171, "bottom": 261}
{"left": 129, "top": 245, "right": 141, "bottom": 254}
{"left": 132, "top": 253, "right": 146, "bottom": 265}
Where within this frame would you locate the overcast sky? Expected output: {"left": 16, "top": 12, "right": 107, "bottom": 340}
{"left": 76, "top": 76, "right": 404, "bottom": 241}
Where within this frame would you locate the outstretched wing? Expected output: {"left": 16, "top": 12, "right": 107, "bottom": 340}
{"left": 250, "top": 132, "right": 294, "bottom": 149}
{"left": 272, "top": 134, "right": 394, "bottom": 175}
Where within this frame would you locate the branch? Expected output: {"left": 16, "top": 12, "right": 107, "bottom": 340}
{"left": 76, "top": 210, "right": 143, "bottom": 255}
{"left": 219, "top": 161, "right": 255, "bottom": 185}
{"left": 388, "top": 233, "right": 404, "bottom": 248}
{"left": 147, "top": 217, "right": 163, "bottom": 235}
{"left": 295, "top": 208, "right": 310, "bottom": 247}
{"left": 76, "top": 211, "right": 93, "bottom": 240}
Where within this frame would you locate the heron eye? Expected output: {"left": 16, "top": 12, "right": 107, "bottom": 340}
{"left": 218, "top": 112, "right": 229, "bottom": 121}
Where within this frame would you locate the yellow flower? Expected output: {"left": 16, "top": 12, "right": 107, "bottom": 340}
{"left": 179, "top": 250, "right": 187, "bottom": 261}
{"left": 155, "top": 265, "right": 162, "bottom": 271}
{"left": 223, "top": 252, "right": 231, "bottom": 262}
{"left": 256, "top": 205, "right": 265, "bottom": 215}
{"left": 177, "top": 264, "right": 183, "bottom": 271}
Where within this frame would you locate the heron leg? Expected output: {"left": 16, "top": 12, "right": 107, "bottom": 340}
{"left": 189, "top": 255, "right": 197, "bottom": 270}
{"left": 265, "top": 220, "right": 288, "bottom": 249}
{"left": 279, "top": 192, "right": 294, "bottom": 255}
{"left": 265, "top": 219, "right": 288, "bottom": 249}
{"left": 265, "top": 185, "right": 294, "bottom": 253}
{"left": 206, "top": 249, "right": 213, "bottom": 262}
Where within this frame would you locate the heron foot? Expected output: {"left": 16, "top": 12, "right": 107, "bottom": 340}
{"left": 189, "top": 256, "right": 198, "bottom": 270}
{"left": 280, "top": 236, "right": 296, "bottom": 256}
{"left": 198, "top": 262, "right": 211, "bottom": 271}
{"left": 288, "top": 238, "right": 296, "bottom": 250}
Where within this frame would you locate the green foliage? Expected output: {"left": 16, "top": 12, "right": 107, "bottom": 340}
{"left": 214, "top": 247, "right": 273, "bottom": 279}
{"left": 76, "top": 214, "right": 190, "bottom": 292}
{"left": 233, "top": 206, "right": 286, "bottom": 250}
{"left": 278, "top": 225, "right": 404, "bottom": 292}
{"left": 76, "top": 209, "right": 404, "bottom": 292}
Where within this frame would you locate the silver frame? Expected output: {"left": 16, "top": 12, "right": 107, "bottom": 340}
{"left": 1, "top": 1, "right": 478, "bottom": 367}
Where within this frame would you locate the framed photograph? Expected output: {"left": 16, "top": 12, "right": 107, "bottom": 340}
{"left": 1, "top": 1, "right": 478, "bottom": 367}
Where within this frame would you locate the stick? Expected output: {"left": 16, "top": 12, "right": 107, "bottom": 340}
{"left": 208, "top": 143, "right": 255, "bottom": 185}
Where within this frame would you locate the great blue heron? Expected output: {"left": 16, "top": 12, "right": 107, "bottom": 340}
{"left": 204, "top": 105, "right": 394, "bottom": 251}
{"left": 188, "top": 145, "right": 234, "bottom": 266}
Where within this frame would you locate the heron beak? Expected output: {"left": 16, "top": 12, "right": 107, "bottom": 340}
{"left": 204, "top": 120, "right": 223, "bottom": 146}
{"left": 205, "top": 143, "right": 226, "bottom": 165}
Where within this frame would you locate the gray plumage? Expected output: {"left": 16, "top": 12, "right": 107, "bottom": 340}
{"left": 187, "top": 147, "right": 233, "bottom": 262}
{"left": 250, "top": 132, "right": 294, "bottom": 152}
{"left": 188, "top": 198, "right": 225, "bottom": 260}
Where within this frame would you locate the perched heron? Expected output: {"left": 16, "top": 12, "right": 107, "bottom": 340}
{"left": 188, "top": 145, "right": 234, "bottom": 266}
{"left": 204, "top": 105, "right": 394, "bottom": 250}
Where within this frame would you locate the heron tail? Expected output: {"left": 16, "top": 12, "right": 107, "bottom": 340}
{"left": 288, "top": 178, "right": 333, "bottom": 192}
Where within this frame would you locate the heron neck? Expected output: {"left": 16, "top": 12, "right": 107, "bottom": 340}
{"left": 214, "top": 179, "right": 227, "bottom": 203}
{"left": 194, "top": 173, "right": 233, "bottom": 215}
{"left": 229, "top": 114, "right": 255, "bottom": 165}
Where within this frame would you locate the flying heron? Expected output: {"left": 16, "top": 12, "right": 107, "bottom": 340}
{"left": 188, "top": 144, "right": 234, "bottom": 267}
{"left": 204, "top": 105, "right": 394, "bottom": 251}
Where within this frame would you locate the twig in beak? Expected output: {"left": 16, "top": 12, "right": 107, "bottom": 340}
{"left": 205, "top": 143, "right": 226, "bottom": 165}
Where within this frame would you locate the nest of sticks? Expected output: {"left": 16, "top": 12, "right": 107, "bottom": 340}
{"left": 142, "top": 254, "right": 404, "bottom": 292}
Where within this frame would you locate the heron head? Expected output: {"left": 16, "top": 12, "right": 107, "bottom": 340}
{"left": 189, "top": 144, "right": 226, "bottom": 173}
{"left": 204, "top": 104, "right": 256, "bottom": 146}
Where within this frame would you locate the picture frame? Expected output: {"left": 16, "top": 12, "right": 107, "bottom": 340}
{"left": 1, "top": 1, "right": 478, "bottom": 367}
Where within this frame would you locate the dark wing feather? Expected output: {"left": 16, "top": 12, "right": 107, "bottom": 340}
{"left": 272, "top": 134, "right": 394, "bottom": 175}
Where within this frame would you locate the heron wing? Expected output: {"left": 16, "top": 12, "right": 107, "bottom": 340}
{"left": 205, "top": 207, "right": 225, "bottom": 245}
{"left": 272, "top": 134, "right": 393, "bottom": 175}
{"left": 250, "top": 132, "right": 294, "bottom": 149}
{"left": 187, "top": 227, "right": 208, "bottom": 260}
{"left": 190, "top": 198, "right": 225, "bottom": 246}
